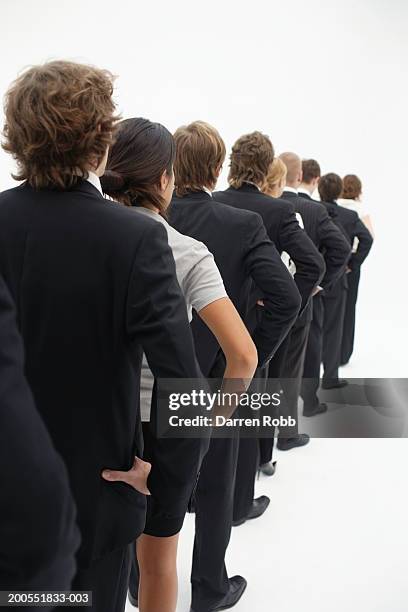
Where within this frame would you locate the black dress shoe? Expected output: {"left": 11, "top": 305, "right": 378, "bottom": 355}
{"left": 321, "top": 378, "right": 348, "bottom": 389}
{"left": 277, "top": 433, "right": 310, "bottom": 451}
{"left": 247, "top": 495, "right": 270, "bottom": 520}
{"left": 259, "top": 460, "right": 277, "bottom": 476}
{"left": 233, "top": 495, "right": 270, "bottom": 526}
{"left": 303, "top": 402, "right": 328, "bottom": 417}
{"left": 190, "top": 575, "right": 247, "bottom": 611}
{"left": 128, "top": 590, "right": 138, "bottom": 608}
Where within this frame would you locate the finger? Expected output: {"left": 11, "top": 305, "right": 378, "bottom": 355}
{"left": 101, "top": 469, "right": 132, "bottom": 484}
{"left": 133, "top": 457, "right": 152, "bottom": 473}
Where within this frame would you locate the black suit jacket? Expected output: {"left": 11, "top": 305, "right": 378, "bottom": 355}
{"left": 169, "top": 191, "right": 301, "bottom": 375}
{"left": 322, "top": 198, "right": 374, "bottom": 296}
{"left": 214, "top": 185, "right": 325, "bottom": 311}
{"left": 281, "top": 190, "right": 351, "bottom": 291}
{"left": 0, "top": 181, "right": 200, "bottom": 567}
{"left": 0, "top": 276, "right": 79, "bottom": 592}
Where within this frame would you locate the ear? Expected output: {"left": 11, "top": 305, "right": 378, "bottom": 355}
{"left": 215, "top": 164, "right": 223, "bottom": 179}
{"left": 159, "top": 169, "right": 169, "bottom": 193}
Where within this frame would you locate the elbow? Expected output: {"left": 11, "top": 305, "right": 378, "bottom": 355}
{"left": 315, "top": 254, "right": 326, "bottom": 285}
{"left": 230, "top": 339, "right": 258, "bottom": 375}
{"left": 288, "top": 284, "right": 302, "bottom": 318}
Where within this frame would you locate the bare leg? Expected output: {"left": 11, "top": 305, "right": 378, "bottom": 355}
{"left": 137, "top": 533, "right": 179, "bottom": 612}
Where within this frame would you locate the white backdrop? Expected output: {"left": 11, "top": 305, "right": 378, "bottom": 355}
{"left": 0, "top": 0, "right": 407, "bottom": 372}
{"left": 1, "top": 4, "right": 408, "bottom": 611}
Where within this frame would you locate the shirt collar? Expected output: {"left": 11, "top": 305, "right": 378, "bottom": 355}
{"left": 298, "top": 187, "right": 312, "bottom": 197}
{"left": 284, "top": 186, "right": 298, "bottom": 194}
{"left": 86, "top": 171, "right": 103, "bottom": 194}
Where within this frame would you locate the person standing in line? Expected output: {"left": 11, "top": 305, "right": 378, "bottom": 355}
{"left": 317, "top": 173, "right": 373, "bottom": 390}
{"left": 338, "top": 174, "right": 374, "bottom": 364}
{"left": 170, "top": 121, "right": 301, "bottom": 612}
{"left": 0, "top": 276, "right": 80, "bottom": 602}
{"left": 277, "top": 154, "right": 350, "bottom": 437}
{"left": 100, "top": 117, "right": 258, "bottom": 612}
{"left": 0, "top": 61, "right": 203, "bottom": 612}
{"left": 213, "top": 133, "right": 325, "bottom": 525}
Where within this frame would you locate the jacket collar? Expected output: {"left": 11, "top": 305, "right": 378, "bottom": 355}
{"left": 228, "top": 183, "right": 260, "bottom": 194}
{"left": 172, "top": 190, "right": 212, "bottom": 204}
{"left": 282, "top": 190, "right": 298, "bottom": 199}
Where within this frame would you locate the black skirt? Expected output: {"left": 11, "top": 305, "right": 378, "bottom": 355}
{"left": 142, "top": 421, "right": 206, "bottom": 537}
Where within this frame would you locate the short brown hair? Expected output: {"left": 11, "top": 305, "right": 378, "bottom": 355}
{"left": 262, "top": 158, "right": 287, "bottom": 195}
{"left": 318, "top": 173, "right": 343, "bottom": 202}
{"left": 228, "top": 131, "right": 274, "bottom": 189}
{"left": 2, "top": 60, "right": 118, "bottom": 189}
{"left": 302, "top": 159, "right": 321, "bottom": 183}
{"left": 173, "top": 121, "right": 226, "bottom": 197}
{"left": 342, "top": 174, "right": 362, "bottom": 200}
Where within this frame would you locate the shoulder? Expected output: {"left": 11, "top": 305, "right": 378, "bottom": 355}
{"left": 0, "top": 183, "right": 29, "bottom": 207}
{"left": 337, "top": 203, "right": 359, "bottom": 222}
{"left": 167, "top": 221, "right": 209, "bottom": 255}
{"left": 212, "top": 193, "right": 264, "bottom": 227}
{"left": 269, "top": 195, "right": 296, "bottom": 214}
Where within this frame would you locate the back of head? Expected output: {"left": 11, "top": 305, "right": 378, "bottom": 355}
{"left": 2, "top": 60, "right": 117, "bottom": 190}
{"left": 279, "top": 152, "right": 302, "bottom": 188}
{"left": 341, "top": 174, "right": 362, "bottom": 200}
{"left": 228, "top": 131, "right": 274, "bottom": 189}
{"left": 318, "top": 173, "right": 343, "bottom": 202}
{"left": 101, "top": 118, "right": 175, "bottom": 213}
{"left": 302, "top": 159, "right": 321, "bottom": 184}
{"left": 173, "top": 121, "right": 226, "bottom": 197}
{"left": 263, "top": 158, "right": 287, "bottom": 196}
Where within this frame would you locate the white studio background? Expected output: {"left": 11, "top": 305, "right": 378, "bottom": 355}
{"left": 1, "top": 0, "right": 407, "bottom": 377}
{"left": 0, "top": 0, "right": 407, "bottom": 377}
{"left": 1, "top": 3, "right": 408, "bottom": 612}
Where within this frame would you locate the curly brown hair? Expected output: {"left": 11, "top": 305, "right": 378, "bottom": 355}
{"left": 342, "top": 174, "right": 362, "bottom": 200}
{"left": 318, "top": 173, "right": 343, "bottom": 202}
{"left": 2, "top": 60, "right": 118, "bottom": 189}
{"left": 173, "top": 121, "right": 226, "bottom": 197}
{"left": 228, "top": 131, "right": 274, "bottom": 189}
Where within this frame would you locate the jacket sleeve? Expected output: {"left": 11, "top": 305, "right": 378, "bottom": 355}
{"left": 125, "top": 221, "right": 206, "bottom": 513}
{"left": 277, "top": 205, "right": 326, "bottom": 311}
{"left": 243, "top": 213, "right": 301, "bottom": 368}
{"left": 317, "top": 207, "right": 351, "bottom": 291}
{"left": 349, "top": 216, "right": 374, "bottom": 269}
{"left": 0, "top": 277, "right": 80, "bottom": 592}
{"left": 126, "top": 221, "right": 200, "bottom": 380}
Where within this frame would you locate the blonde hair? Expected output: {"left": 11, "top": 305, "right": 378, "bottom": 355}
{"left": 262, "top": 158, "right": 287, "bottom": 196}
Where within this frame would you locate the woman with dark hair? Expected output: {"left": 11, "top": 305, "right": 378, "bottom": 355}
{"left": 100, "top": 118, "right": 258, "bottom": 612}
{"left": 338, "top": 174, "right": 374, "bottom": 364}
{"left": 317, "top": 174, "right": 373, "bottom": 388}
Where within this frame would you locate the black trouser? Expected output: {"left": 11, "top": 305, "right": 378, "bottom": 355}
{"left": 258, "top": 335, "right": 291, "bottom": 465}
{"left": 56, "top": 545, "right": 131, "bottom": 612}
{"left": 232, "top": 369, "right": 269, "bottom": 525}
{"left": 341, "top": 267, "right": 361, "bottom": 365}
{"left": 279, "top": 319, "right": 311, "bottom": 435}
{"left": 191, "top": 434, "right": 240, "bottom": 612}
{"left": 232, "top": 437, "right": 259, "bottom": 524}
{"left": 322, "top": 288, "right": 347, "bottom": 384}
{"left": 301, "top": 294, "right": 324, "bottom": 409}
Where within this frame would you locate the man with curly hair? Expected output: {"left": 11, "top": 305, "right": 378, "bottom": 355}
{"left": 0, "top": 61, "right": 201, "bottom": 611}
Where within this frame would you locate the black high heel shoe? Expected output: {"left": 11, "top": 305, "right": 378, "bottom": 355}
{"left": 257, "top": 461, "right": 277, "bottom": 478}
